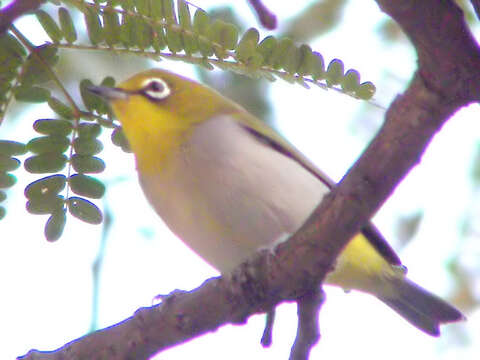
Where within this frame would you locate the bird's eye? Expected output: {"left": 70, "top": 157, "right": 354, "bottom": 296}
{"left": 140, "top": 78, "right": 171, "bottom": 101}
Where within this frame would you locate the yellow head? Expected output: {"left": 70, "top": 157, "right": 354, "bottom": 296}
{"left": 89, "top": 69, "right": 241, "bottom": 173}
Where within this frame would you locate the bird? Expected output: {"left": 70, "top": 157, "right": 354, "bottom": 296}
{"left": 88, "top": 68, "right": 464, "bottom": 336}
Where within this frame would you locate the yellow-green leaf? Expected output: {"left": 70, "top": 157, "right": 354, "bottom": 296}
{"left": 27, "top": 135, "right": 70, "bottom": 154}
{"left": 355, "top": 81, "right": 376, "bottom": 100}
{"left": 45, "top": 210, "right": 67, "bottom": 241}
{"left": 0, "top": 172, "right": 16, "bottom": 188}
{"left": 71, "top": 155, "right": 105, "bottom": 174}
{"left": 68, "top": 196, "right": 102, "bottom": 224}
{"left": 111, "top": 127, "right": 131, "bottom": 152}
{"left": 85, "top": 7, "right": 103, "bottom": 45}
{"left": 311, "top": 52, "right": 325, "bottom": 81}
{"left": 14, "top": 86, "right": 51, "bottom": 103}
{"left": 24, "top": 153, "right": 68, "bottom": 173}
{"left": 48, "top": 97, "right": 74, "bottom": 119}
{"left": 0, "top": 140, "right": 26, "bottom": 156}
{"left": 59, "top": 7, "right": 77, "bottom": 43}
{"left": 25, "top": 174, "right": 67, "bottom": 199}
{"left": 69, "top": 174, "right": 105, "bottom": 198}
{"left": 33, "top": 119, "right": 73, "bottom": 136}
{"left": 326, "top": 59, "right": 344, "bottom": 86}
{"left": 36, "top": 9, "right": 63, "bottom": 43}
{"left": 0, "top": 155, "right": 20, "bottom": 172}
{"left": 26, "top": 195, "right": 64, "bottom": 214}
{"left": 341, "top": 69, "right": 360, "bottom": 93}
{"left": 73, "top": 137, "right": 103, "bottom": 155}
{"left": 77, "top": 123, "right": 101, "bottom": 138}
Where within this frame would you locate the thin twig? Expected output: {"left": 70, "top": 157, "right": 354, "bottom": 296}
{"left": 289, "top": 289, "right": 324, "bottom": 360}
{"left": 260, "top": 309, "right": 275, "bottom": 347}
{"left": 247, "top": 0, "right": 277, "bottom": 29}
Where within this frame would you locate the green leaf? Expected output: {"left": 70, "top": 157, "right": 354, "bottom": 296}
{"left": 178, "top": 0, "right": 191, "bottom": 26}
{"left": 152, "top": 26, "right": 166, "bottom": 52}
{"left": 355, "top": 81, "right": 376, "bottom": 100}
{"left": 73, "top": 137, "right": 103, "bottom": 155}
{"left": 257, "top": 36, "right": 277, "bottom": 66}
{"left": 77, "top": 123, "right": 101, "bottom": 138}
{"left": 0, "top": 172, "right": 16, "bottom": 188}
{"left": 26, "top": 195, "right": 64, "bottom": 215}
{"left": 45, "top": 210, "right": 67, "bottom": 241}
{"left": 36, "top": 10, "right": 63, "bottom": 43}
{"left": 0, "top": 206, "right": 5, "bottom": 220}
{"left": 69, "top": 174, "right": 105, "bottom": 199}
{"left": 311, "top": 52, "right": 325, "bottom": 81}
{"left": 59, "top": 7, "right": 77, "bottom": 43}
{"left": 22, "top": 45, "right": 59, "bottom": 85}
{"left": 270, "top": 37, "right": 294, "bottom": 70}
{"left": 25, "top": 174, "right": 67, "bottom": 199}
{"left": 136, "top": 0, "right": 151, "bottom": 16}
{"left": 236, "top": 28, "right": 260, "bottom": 63}
{"left": 85, "top": 7, "right": 103, "bottom": 45}
{"left": 71, "top": 155, "right": 105, "bottom": 174}
{"left": 103, "top": 8, "right": 121, "bottom": 46}
{"left": 0, "top": 155, "right": 20, "bottom": 172}
{"left": 0, "top": 33, "right": 26, "bottom": 58}
{"left": 0, "top": 140, "right": 26, "bottom": 156}
{"left": 134, "top": 17, "right": 153, "bottom": 50}
{"left": 24, "top": 153, "right": 68, "bottom": 173}
{"left": 162, "top": 0, "right": 177, "bottom": 23}
{"left": 111, "top": 127, "right": 131, "bottom": 152}
{"left": 283, "top": 44, "right": 301, "bottom": 74}
{"left": 48, "top": 96, "right": 75, "bottom": 119}
{"left": 341, "top": 69, "right": 360, "bottom": 93}
{"left": 68, "top": 196, "right": 103, "bottom": 224}
{"left": 193, "top": 9, "right": 210, "bottom": 35}
{"left": 14, "top": 85, "right": 51, "bottom": 103}
{"left": 27, "top": 135, "right": 70, "bottom": 154}
{"left": 0, "top": 190, "right": 6, "bottom": 202}
{"left": 150, "top": 0, "right": 163, "bottom": 17}
{"left": 297, "top": 44, "right": 314, "bottom": 76}
{"left": 326, "top": 59, "right": 344, "bottom": 86}
{"left": 33, "top": 119, "right": 73, "bottom": 136}
{"left": 165, "top": 27, "right": 183, "bottom": 53}
{"left": 80, "top": 79, "right": 100, "bottom": 112}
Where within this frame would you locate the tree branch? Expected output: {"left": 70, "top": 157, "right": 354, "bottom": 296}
{"left": 247, "top": 0, "right": 277, "bottom": 29}
{"left": 0, "top": 0, "right": 45, "bottom": 34}
{"left": 18, "top": 0, "right": 480, "bottom": 359}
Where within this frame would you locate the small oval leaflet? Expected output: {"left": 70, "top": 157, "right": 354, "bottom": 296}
{"left": 71, "top": 155, "right": 105, "bottom": 174}
{"left": 33, "top": 119, "right": 73, "bottom": 136}
{"left": 68, "top": 196, "right": 102, "bottom": 224}
{"left": 24, "top": 153, "right": 68, "bottom": 173}
{"left": 45, "top": 210, "right": 67, "bottom": 241}
{"left": 25, "top": 174, "right": 66, "bottom": 199}
{"left": 0, "top": 140, "right": 26, "bottom": 156}
{"left": 69, "top": 174, "right": 105, "bottom": 199}
{"left": 26, "top": 195, "right": 64, "bottom": 215}
{"left": 0, "top": 155, "right": 20, "bottom": 172}
{"left": 0, "top": 173, "right": 16, "bottom": 188}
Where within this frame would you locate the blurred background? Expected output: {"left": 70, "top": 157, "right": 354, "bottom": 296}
{"left": 1, "top": 0, "right": 479, "bottom": 359}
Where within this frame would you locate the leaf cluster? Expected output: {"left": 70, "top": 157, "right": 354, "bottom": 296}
{"left": 0, "top": 0, "right": 376, "bottom": 241}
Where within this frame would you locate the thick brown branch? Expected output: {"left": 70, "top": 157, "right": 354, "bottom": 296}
{"left": 17, "top": 0, "right": 480, "bottom": 359}
{"left": 0, "top": 0, "right": 44, "bottom": 34}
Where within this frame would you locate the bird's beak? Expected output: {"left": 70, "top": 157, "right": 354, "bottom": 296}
{"left": 87, "top": 85, "right": 129, "bottom": 101}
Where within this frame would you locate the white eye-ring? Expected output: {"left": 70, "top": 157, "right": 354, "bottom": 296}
{"left": 140, "top": 77, "right": 171, "bottom": 101}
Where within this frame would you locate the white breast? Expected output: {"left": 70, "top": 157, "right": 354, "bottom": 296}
{"left": 139, "top": 116, "right": 329, "bottom": 273}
